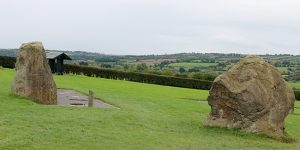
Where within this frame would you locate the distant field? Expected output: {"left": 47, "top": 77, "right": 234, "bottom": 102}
{"left": 290, "top": 82, "right": 300, "bottom": 89}
{"left": 131, "top": 58, "right": 177, "bottom": 65}
{"left": 168, "top": 62, "right": 217, "bottom": 69}
{"left": 287, "top": 56, "right": 300, "bottom": 62}
{"left": 277, "top": 67, "right": 288, "bottom": 73}
{"left": 0, "top": 68, "right": 299, "bottom": 150}
{"left": 268, "top": 56, "right": 300, "bottom": 62}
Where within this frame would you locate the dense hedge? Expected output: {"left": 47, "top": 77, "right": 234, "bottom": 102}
{"left": 0, "top": 56, "right": 16, "bottom": 68}
{"left": 65, "top": 64, "right": 213, "bottom": 90}
{"left": 294, "top": 90, "right": 300, "bottom": 101}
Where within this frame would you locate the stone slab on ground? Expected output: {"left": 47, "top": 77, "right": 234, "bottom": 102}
{"left": 57, "top": 89, "right": 116, "bottom": 108}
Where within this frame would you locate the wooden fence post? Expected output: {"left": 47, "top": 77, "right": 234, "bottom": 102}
{"left": 88, "top": 90, "right": 94, "bottom": 107}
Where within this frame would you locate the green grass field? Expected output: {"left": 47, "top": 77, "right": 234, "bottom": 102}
{"left": 0, "top": 68, "right": 299, "bottom": 150}
{"left": 290, "top": 82, "right": 300, "bottom": 90}
{"left": 277, "top": 67, "right": 288, "bottom": 73}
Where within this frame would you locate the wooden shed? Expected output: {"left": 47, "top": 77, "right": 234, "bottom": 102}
{"left": 46, "top": 52, "right": 72, "bottom": 75}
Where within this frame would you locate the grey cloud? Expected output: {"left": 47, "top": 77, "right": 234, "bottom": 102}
{"left": 0, "top": 0, "right": 299, "bottom": 55}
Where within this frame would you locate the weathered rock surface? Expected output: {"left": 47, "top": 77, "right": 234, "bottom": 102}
{"left": 11, "top": 42, "right": 57, "bottom": 104}
{"left": 205, "top": 55, "right": 295, "bottom": 138}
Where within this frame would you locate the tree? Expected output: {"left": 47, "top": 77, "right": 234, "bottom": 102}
{"left": 101, "top": 64, "right": 112, "bottom": 68}
{"left": 217, "top": 62, "right": 226, "bottom": 67}
{"left": 179, "top": 67, "right": 186, "bottom": 73}
{"left": 188, "top": 68, "right": 200, "bottom": 72}
{"left": 158, "top": 61, "right": 171, "bottom": 69}
{"left": 282, "top": 60, "right": 290, "bottom": 67}
{"left": 136, "top": 63, "right": 148, "bottom": 72}
{"left": 161, "top": 70, "right": 173, "bottom": 76}
{"left": 79, "top": 61, "right": 88, "bottom": 66}
{"left": 123, "top": 64, "right": 129, "bottom": 71}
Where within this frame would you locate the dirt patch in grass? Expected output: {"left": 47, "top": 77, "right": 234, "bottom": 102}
{"left": 195, "top": 100, "right": 208, "bottom": 103}
{"left": 57, "top": 89, "right": 116, "bottom": 108}
{"left": 181, "top": 98, "right": 208, "bottom": 103}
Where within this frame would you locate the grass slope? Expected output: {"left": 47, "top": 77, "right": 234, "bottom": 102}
{"left": 0, "top": 68, "right": 299, "bottom": 150}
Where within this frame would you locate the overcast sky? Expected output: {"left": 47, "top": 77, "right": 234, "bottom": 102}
{"left": 1, "top": 0, "right": 300, "bottom": 55}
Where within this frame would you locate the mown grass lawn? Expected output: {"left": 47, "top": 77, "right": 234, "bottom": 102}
{"left": 296, "top": 102, "right": 300, "bottom": 108}
{"left": 0, "top": 68, "right": 299, "bottom": 150}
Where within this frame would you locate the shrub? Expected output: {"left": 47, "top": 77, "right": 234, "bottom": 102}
{"left": 192, "top": 73, "right": 217, "bottom": 81}
{"left": 179, "top": 67, "right": 186, "bottom": 73}
{"left": 0, "top": 56, "right": 16, "bottom": 68}
{"left": 294, "top": 90, "right": 300, "bottom": 101}
{"left": 79, "top": 61, "right": 89, "bottom": 66}
{"left": 64, "top": 64, "right": 213, "bottom": 90}
{"left": 100, "top": 63, "right": 112, "bottom": 68}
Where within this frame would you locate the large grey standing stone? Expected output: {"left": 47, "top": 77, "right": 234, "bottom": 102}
{"left": 205, "top": 55, "right": 295, "bottom": 138}
{"left": 11, "top": 42, "right": 57, "bottom": 104}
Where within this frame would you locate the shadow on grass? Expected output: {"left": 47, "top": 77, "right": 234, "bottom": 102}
{"left": 9, "top": 93, "right": 35, "bottom": 102}
{"left": 203, "top": 125, "right": 297, "bottom": 143}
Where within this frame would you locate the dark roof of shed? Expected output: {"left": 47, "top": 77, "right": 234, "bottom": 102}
{"left": 46, "top": 52, "right": 72, "bottom": 60}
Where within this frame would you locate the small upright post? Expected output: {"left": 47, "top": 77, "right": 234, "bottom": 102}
{"left": 88, "top": 90, "right": 94, "bottom": 107}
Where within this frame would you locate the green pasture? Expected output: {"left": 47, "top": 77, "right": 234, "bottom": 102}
{"left": 277, "top": 67, "right": 288, "bottom": 73}
{"left": 290, "top": 82, "right": 300, "bottom": 89}
{"left": 168, "top": 63, "right": 217, "bottom": 69}
{"left": 0, "top": 68, "right": 299, "bottom": 150}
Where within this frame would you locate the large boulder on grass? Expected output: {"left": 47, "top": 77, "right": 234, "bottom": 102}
{"left": 11, "top": 42, "right": 57, "bottom": 104}
{"left": 205, "top": 55, "right": 295, "bottom": 138}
